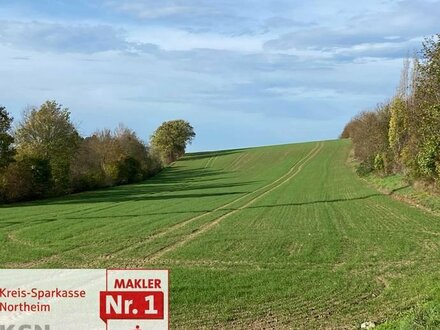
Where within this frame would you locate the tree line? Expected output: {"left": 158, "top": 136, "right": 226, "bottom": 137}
{"left": 0, "top": 101, "right": 195, "bottom": 203}
{"left": 341, "top": 34, "right": 440, "bottom": 188}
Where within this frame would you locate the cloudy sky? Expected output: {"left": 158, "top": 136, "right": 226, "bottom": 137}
{"left": 1, "top": 0, "right": 438, "bottom": 151}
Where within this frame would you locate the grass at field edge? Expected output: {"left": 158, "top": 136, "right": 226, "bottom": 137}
{"left": 346, "top": 145, "right": 440, "bottom": 329}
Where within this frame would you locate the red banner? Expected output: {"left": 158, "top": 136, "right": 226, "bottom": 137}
{"left": 100, "top": 291, "right": 164, "bottom": 322}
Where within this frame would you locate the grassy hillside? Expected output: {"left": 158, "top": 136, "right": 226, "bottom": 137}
{"left": 1, "top": 140, "right": 440, "bottom": 328}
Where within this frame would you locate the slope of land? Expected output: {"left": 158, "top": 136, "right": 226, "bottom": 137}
{"left": 1, "top": 140, "right": 440, "bottom": 328}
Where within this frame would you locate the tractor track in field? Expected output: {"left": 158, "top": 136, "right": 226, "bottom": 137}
{"left": 104, "top": 143, "right": 322, "bottom": 259}
{"left": 7, "top": 142, "right": 323, "bottom": 268}
{"left": 146, "top": 142, "right": 324, "bottom": 261}
{"left": 204, "top": 156, "right": 218, "bottom": 168}
{"left": 93, "top": 253, "right": 425, "bottom": 271}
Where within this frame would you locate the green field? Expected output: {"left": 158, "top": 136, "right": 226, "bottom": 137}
{"left": 1, "top": 139, "right": 440, "bottom": 328}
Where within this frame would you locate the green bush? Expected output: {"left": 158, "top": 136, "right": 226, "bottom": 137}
{"left": 117, "top": 157, "right": 143, "bottom": 184}
{"left": 0, "top": 157, "right": 51, "bottom": 202}
{"left": 356, "top": 161, "right": 374, "bottom": 176}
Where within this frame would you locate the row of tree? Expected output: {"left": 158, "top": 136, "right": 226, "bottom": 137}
{"left": 341, "top": 34, "right": 440, "bottom": 186}
{"left": 0, "top": 101, "right": 195, "bottom": 203}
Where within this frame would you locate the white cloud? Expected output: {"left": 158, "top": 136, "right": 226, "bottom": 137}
{"left": 126, "top": 27, "right": 264, "bottom": 52}
{"left": 0, "top": 0, "right": 437, "bottom": 150}
{"left": 0, "top": 20, "right": 127, "bottom": 53}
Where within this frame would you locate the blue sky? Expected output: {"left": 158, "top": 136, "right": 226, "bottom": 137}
{"left": 1, "top": 0, "right": 438, "bottom": 151}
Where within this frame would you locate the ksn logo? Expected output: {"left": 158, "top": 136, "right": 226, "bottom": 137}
{"left": 99, "top": 269, "right": 169, "bottom": 330}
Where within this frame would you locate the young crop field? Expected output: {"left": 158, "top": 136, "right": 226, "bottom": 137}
{"left": 1, "top": 139, "right": 440, "bottom": 328}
